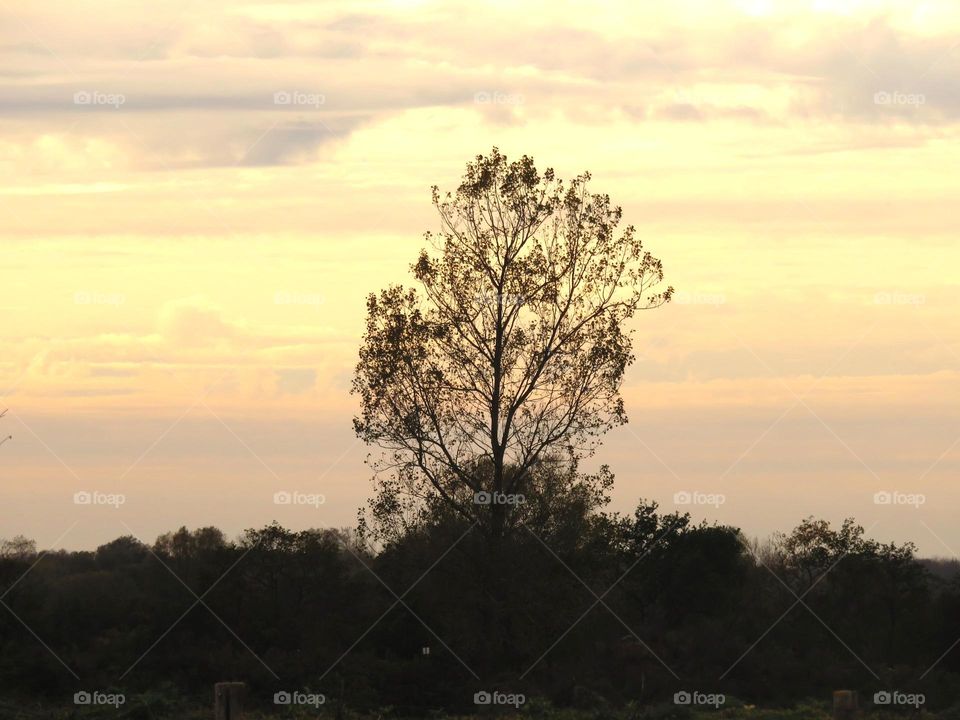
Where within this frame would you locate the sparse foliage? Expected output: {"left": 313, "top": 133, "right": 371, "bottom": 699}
{"left": 353, "top": 149, "right": 672, "bottom": 537}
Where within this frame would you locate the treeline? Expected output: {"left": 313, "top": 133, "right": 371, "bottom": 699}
{"left": 1, "top": 506, "right": 959, "bottom": 715}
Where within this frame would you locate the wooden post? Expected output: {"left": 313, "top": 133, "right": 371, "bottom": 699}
{"left": 215, "top": 682, "right": 245, "bottom": 720}
{"left": 833, "top": 690, "right": 858, "bottom": 720}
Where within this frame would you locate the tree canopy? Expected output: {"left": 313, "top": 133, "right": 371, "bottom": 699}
{"left": 353, "top": 149, "right": 672, "bottom": 539}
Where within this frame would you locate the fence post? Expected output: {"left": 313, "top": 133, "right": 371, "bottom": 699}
{"left": 833, "top": 689, "right": 858, "bottom": 720}
{"left": 214, "top": 682, "right": 245, "bottom": 720}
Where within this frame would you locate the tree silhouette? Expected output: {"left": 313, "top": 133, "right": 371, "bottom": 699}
{"left": 353, "top": 149, "right": 672, "bottom": 540}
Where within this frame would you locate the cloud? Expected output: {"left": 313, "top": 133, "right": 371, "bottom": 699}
{"left": 239, "top": 118, "right": 360, "bottom": 167}
{"left": 3, "top": 1, "right": 959, "bottom": 174}
{"left": 159, "top": 297, "right": 241, "bottom": 346}
{"left": 275, "top": 368, "right": 317, "bottom": 395}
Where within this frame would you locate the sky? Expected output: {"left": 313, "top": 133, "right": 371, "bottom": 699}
{"left": 1, "top": 0, "right": 957, "bottom": 555}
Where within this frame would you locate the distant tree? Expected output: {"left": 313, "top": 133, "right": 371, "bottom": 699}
{"left": 772, "top": 516, "right": 929, "bottom": 670}
{"left": 775, "top": 516, "right": 920, "bottom": 591}
{"left": 353, "top": 148, "right": 672, "bottom": 539}
{"left": 95, "top": 535, "right": 147, "bottom": 569}
{"left": 778, "top": 517, "right": 871, "bottom": 591}
{"left": 0, "top": 535, "right": 36, "bottom": 561}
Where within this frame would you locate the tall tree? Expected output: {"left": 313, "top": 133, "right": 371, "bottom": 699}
{"left": 353, "top": 149, "right": 672, "bottom": 539}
